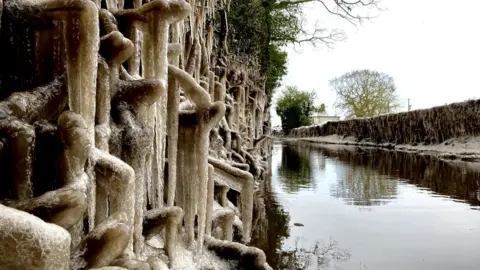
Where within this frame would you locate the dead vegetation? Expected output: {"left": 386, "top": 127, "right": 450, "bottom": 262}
{"left": 290, "top": 99, "right": 480, "bottom": 145}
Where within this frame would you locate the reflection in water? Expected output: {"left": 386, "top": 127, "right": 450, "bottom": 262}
{"left": 279, "top": 143, "right": 399, "bottom": 206}
{"left": 279, "top": 238, "right": 351, "bottom": 270}
{"left": 279, "top": 142, "right": 480, "bottom": 208}
{"left": 332, "top": 164, "right": 398, "bottom": 206}
{"left": 252, "top": 141, "right": 480, "bottom": 270}
{"left": 251, "top": 155, "right": 291, "bottom": 268}
{"left": 316, "top": 145, "right": 480, "bottom": 208}
{"left": 277, "top": 144, "right": 315, "bottom": 193}
{"left": 252, "top": 150, "right": 351, "bottom": 269}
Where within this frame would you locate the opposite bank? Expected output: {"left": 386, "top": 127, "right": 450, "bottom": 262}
{"left": 289, "top": 99, "right": 480, "bottom": 161}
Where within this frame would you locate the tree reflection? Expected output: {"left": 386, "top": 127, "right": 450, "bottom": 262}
{"left": 317, "top": 145, "right": 480, "bottom": 208}
{"left": 277, "top": 143, "right": 314, "bottom": 193}
{"left": 252, "top": 189, "right": 352, "bottom": 269}
{"left": 332, "top": 164, "right": 398, "bottom": 206}
{"left": 279, "top": 237, "right": 351, "bottom": 270}
{"left": 253, "top": 142, "right": 480, "bottom": 270}
{"left": 253, "top": 153, "right": 351, "bottom": 269}
{"left": 314, "top": 151, "right": 327, "bottom": 171}
{"left": 251, "top": 155, "right": 291, "bottom": 268}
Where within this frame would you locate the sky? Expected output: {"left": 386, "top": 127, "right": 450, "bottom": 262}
{"left": 271, "top": 0, "right": 480, "bottom": 127}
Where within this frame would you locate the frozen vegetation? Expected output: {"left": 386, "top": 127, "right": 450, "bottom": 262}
{"left": 0, "top": 0, "right": 273, "bottom": 269}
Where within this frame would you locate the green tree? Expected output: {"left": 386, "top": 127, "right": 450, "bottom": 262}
{"left": 313, "top": 103, "right": 326, "bottom": 113}
{"left": 276, "top": 86, "right": 316, "bottom": 132}
{"left": 265, "top": 45, "right": 288, "bottom": 99}
{"left": 330, "top": 69, "right": 401, "bottom": 118}
{"left": 227, "top": 0, "right": 382, "bottom": 105}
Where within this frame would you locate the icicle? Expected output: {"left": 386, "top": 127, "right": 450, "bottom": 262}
{"left": 175, "top": 101, "right": 225, "bottom": 249}
{"left": 141, "top": 7, "right": 157, "bottom": 211}
{"left": 144, "top": 1, "right": 192, "bottom": 210}
{"left": 201, "top": 0, "right": 206, "bottom": 36}
{"left": 206, "top": 24, "right": 214, "bottom": 58}
{"left": 65, "top": 1, "right": 98, "bottom": 148}
{"left": 176, "top": 118, "right": 198, "bottom": 246}
{"left": 179, "top": 23, "right": 186, "bottom": 70}
{"left": 106, "top": 0, "right": 118, "bottom": 11}
{"left": 214, "top": 81, "right": 225, "bottom": 103}
{"left": 152, "top": 18, "right": 169, "bottom": 208}
{"left": 200, "top": 37, "right": 209, "bottom": 76}
{"left": 61, "top": 0, "right": 99, "bottom": 235}
{"left": 210, "top": 0, "right": 215, "bottom": 17}
{"left": 94, "top": 58, "right": 111, "bottom": 224}
{"left": 208, "top": 71, "right": 215, "bottom": 99}
{"left": 166, "top": 23, "right": 182, "bottom": 207}
{"left": 95, "top": 58, "right": 111, "bottom": 152}
{"left": 137, "top": 0, "right": 191, "bottom": 213}
{"left": 196, "top": 126, "right": 208, "bottom": 253}
{"left": 189, "top": 0, "right": 196, "bottom": 38}
{"left": 205, "top": 164, "right": 214, "bottom": 236}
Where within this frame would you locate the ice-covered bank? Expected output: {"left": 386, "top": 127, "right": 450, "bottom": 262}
{"left": 0, "top": 0, "right": 273, "bottom": 269}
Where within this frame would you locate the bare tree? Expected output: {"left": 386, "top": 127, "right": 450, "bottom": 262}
{"left": 330, "top": 69, "right": 402, "bottom": 118}
{"left": 270, "top": 0, "right": 383, "bottom": 48}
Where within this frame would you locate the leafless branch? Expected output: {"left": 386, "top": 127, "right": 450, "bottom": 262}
{"left": 272, "top": 0, "right": 382, "bottom": 50}
{"left": 274, "top": 0, "right": 382, "bottom": 26}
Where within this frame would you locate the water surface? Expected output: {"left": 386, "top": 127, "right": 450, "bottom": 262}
{"left": 252, "top": 141, "right": 480, "bottom": 270}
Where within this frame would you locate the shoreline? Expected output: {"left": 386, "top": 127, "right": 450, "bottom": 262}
{"left": 278, "top": 135, "right": 480, "bottom": 163}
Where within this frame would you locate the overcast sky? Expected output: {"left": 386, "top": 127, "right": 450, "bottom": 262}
{"left": 271, "top": 0, "right": 480, "bottom": 126}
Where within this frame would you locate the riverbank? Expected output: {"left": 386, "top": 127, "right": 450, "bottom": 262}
{"left": 280, "top": 135, "right": 480, "bottom": 162}
{"left": 287, "top": 99, "right": 480, "bottom": 162}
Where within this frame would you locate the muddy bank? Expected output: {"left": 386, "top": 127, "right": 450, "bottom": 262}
{"left": 281, "top": 135, "right": 480, "bottom": 162}
{"left": 288, "top": 99, "right": 480, "bottom": 161}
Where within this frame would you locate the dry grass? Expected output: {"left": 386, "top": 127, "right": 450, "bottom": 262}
{"left": 290, "top": 99, "right": 480, "bottom": 145}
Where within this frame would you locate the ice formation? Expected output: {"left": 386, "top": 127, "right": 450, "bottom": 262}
{"left": 0, "top": 0, "right": 273, "bottom": 269}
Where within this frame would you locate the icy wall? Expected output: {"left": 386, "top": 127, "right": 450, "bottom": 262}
{"left": 0, "top": 0, "right": 273, "bottom": 269}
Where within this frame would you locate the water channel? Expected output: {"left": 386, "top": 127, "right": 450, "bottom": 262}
{"left": 251, "top": 141, "right": 480, "bottom": 270}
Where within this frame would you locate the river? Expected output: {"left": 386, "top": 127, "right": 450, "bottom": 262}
{"left": 251, "top": 140, "right": 480, "bottom": 270}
